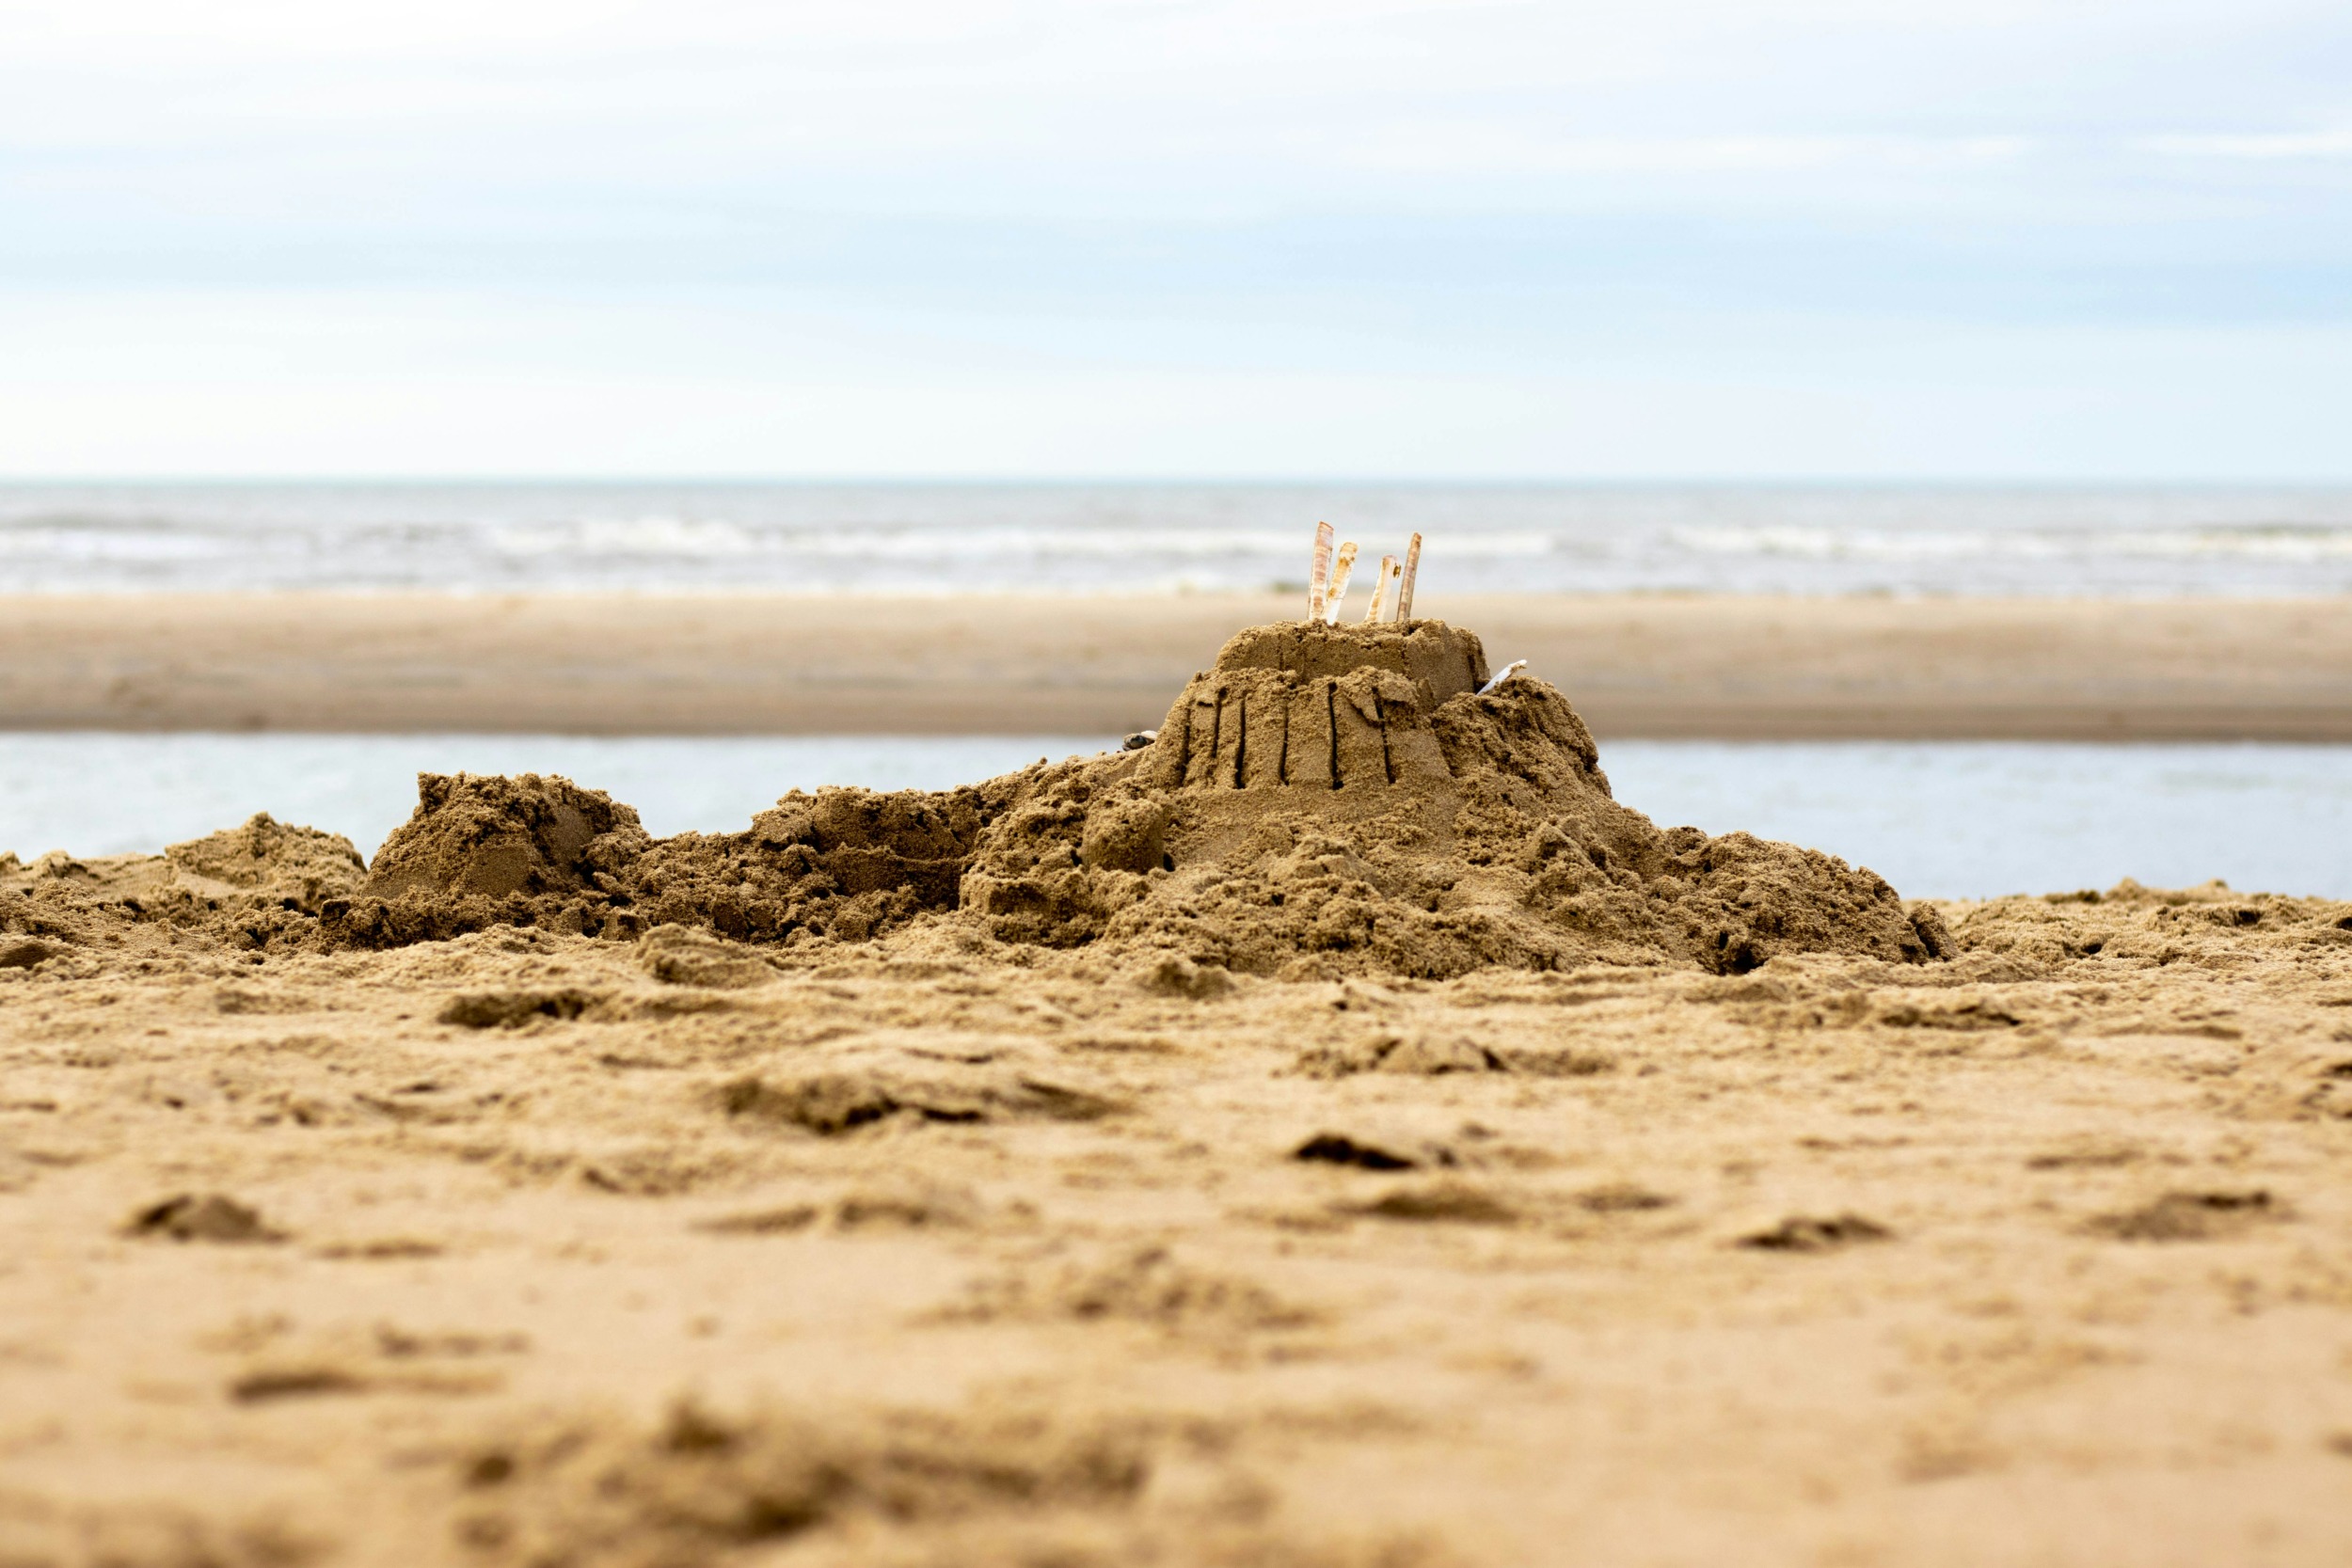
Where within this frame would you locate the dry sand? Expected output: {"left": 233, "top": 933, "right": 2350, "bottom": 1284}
{"left": 6, "top": 618, "right": 2352, "bottom": 1567}
{"left": 6, "top": 592, "right": 2350, "bottom": 738}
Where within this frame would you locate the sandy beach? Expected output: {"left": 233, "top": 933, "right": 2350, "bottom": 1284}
{"left": 11, "top": 0, "right": 2349, "bottom": 1555}
{"left": 5, "top": 593, "right": 2349, "bottom": 739}
{"left": 5, "top": 613, "right": 2351, "bottom": 1566}
{"left": 8, "top": 879, "right": 2352, "bottom": 1567}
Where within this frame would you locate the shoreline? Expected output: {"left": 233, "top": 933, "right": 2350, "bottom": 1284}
{"left": 4, "top": 591, "right": 2348, "bottom": 741}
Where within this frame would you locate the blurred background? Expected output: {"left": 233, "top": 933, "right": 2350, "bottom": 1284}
{"left": 3, "top": 0, "right": 2348, "bottom": 896}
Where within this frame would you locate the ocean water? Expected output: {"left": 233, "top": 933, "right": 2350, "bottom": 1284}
{"left": 5, "top": 482, "right": 2352, "bottom": 597}
{"left": 6, "top": 735, "right": 2350, "bottom": 902}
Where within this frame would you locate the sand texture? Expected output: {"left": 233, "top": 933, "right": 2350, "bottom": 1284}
{"left": 6, "top": 621, "right": 2352, "bottom": 1566}
{"left": 5, "top": 592, "right": 2350, "bottom": 738}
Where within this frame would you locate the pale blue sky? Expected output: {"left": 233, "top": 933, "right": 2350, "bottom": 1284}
{"left": 1, "top": 0, "right": 2346, "bottom": 478}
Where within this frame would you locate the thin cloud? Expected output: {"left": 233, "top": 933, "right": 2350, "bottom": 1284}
{"left": 1327, "top": 129, "right": 2039, "bottom": 176}
{"left": 2142, "top": 128, "right": 2352, "bottom": 160}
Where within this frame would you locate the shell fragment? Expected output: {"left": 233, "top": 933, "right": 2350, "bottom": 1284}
{"left": 1477, "top": 659, "right": 1528, "bottom": 696}
{"left": 1323, "top": 542, "right": 1359, "bottom": 624}
{"left": 1365, "top": 555, "right": 1399, "bottom": 624}
{"left": 1308, "top": 521, "right": 1334, "bottom": 623}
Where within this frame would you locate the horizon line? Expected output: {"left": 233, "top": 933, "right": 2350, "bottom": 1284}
{"left": 5, "top": 475, "right": 2352, "bottom": 490}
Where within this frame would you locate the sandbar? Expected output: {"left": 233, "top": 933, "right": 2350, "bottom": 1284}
{"left": 4, "top": 592, "right": 2349, "bottom": 738}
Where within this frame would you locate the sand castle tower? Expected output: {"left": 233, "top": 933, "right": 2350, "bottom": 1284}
{"left": 1113, "top": 526, "right": 1536, "bottom": 868}
{"left": 1078, "top": 609, "right": 1601, "bottom": 891}
{"left": 1136, "top": 619, "right": 1488, "bottom": 798}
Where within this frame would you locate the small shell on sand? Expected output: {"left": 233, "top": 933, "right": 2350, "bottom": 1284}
{"left": 1399, "top": 532, "right": 1422, "bottom": 621}
{"left": 1477, "top": 659, "right": 1528, "bottom": 695}
{"left": 1323, "top": 543, "right": 1359, "bottom": 625}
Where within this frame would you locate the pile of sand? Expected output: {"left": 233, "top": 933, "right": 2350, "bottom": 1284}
{"left": 5, "top": 619, "right": 1945, "bottom": 977}
{"left": 1, "top": 812, "right": 364, "bottom": 966}
{"left": 956, "top": 620, "right": 1944, "bottom": 975}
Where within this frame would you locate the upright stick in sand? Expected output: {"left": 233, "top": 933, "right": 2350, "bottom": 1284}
{"left": 1307, "top": 521, "right": 1335, "bottom": 623}
{"left": 1365, "top": 555, "right": 1399, "bottom": 624}
{"left": 1397, "top": 531, "right": 1422, "bottom": 623}
{"left": 1323, "top": 542, "right": 1359, "bottom": 624}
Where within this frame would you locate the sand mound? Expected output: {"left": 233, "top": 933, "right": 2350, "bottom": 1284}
{"left": 326, "top": 773, "right": 648, "bottom": 945}
{"left": 960, "top": 620, "right": 1944, "bottom": 976}
{"left": 364, "top": 769, "right": 644, "bottom": 894}
{"left": 1, "top": 813, "right": 365, "bottom": 963}
{"left": 166, "top": 812, "right": 367, "bottom": 912}
{"left": 326, "top": 773, "right": 997, "bottom": 950}
{"left": 288, "top": 619, "right": 1944, "bottom": 976}
{"left": 624, "top": 784, "right": 987, "bottom": 943}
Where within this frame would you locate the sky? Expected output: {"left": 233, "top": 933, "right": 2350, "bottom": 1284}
{"left": 0, "top": 0, "right": 2346, "bottom": 480}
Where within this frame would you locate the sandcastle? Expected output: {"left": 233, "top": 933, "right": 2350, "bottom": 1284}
{"left": 6, "top": 523, "right": 1951, "bottom": 979}
{"left": 304, "top": 522, "right": 1950, "bottom": 975}
{"left": 947, "top": 528, "right": 1944, "bottom": 974}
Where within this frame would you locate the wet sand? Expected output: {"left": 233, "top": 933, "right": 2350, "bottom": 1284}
{"left": 5, "top": 592, "right": 2350, "bottom": 738}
